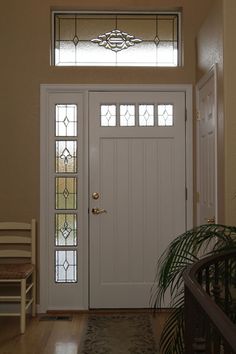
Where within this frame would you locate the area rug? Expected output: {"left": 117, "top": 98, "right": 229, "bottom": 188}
{"left": 78, "top": 313, "right": 158, "bottom": 354}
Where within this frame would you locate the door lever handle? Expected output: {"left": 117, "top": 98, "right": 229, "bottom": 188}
{"left": 206, "top": 217, "right": 215, "bottom": 224}
{"left": 92, "top": 208, "right": 107, "bottom": 215}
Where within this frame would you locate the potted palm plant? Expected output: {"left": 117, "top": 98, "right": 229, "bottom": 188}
{"left": 151, "top": 223, "right": 236, "bottom": 354}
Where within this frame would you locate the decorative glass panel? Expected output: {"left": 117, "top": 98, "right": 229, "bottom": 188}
{"left": 55, "top": 214, "right": 77, "bottom": 246}
{"left": 158, "top": 104, "right": 174, "bottom": 126}
{"left": 101, "top": 105, "right": 116, "bottom": 126}
{"left": 139, "top": 105, "right": 154, "bottom": 126}
{"left": 55, "top": 177, "right": 77, "bottom": 209}
{"left": 55, "top": 250, "right": 77, "bottom": 282}
{"left": 54, "top": 13, "right": 179, "bottom": 67}
{"left": 120, "top": 105, "right": 135, "bottom": 126}
{"left": 56, "top": 141, "right": 77, "bottom": 173}
{"left": 56, "top": 104, "right": 77, "bottom": 136}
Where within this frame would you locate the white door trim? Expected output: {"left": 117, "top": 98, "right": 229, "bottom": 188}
{"left": 39, "top": 84, "right": 193, "bottom": 313}
{"left": 196, "top": 65, "right": 218, "bottom": 225}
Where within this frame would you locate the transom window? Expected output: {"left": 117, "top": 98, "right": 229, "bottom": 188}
{"left": 52, "top": 12, "right": 180, "bottom": 67}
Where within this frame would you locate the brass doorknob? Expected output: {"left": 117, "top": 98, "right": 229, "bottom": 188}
{"left": 92, "top": 208, "right": 107, "bottom": 215}
{"left": 207, "top": 217, "right": 215, "bottom": 224}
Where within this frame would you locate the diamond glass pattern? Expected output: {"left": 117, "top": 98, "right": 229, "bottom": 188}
{"left": 139, "top": 105, "right": 154, "bottom": 126}
{"left": 158, "top": 104, "right": 174, "bottom": 126}
{"left": 120, "top": 105, "right": 135, "bottom": 126}
{"left": 101, "top": 105, "right": 116, "bottom": 126}
{"left": 55, "top": 177, "right": 77, "bottom": 209}
{"left": 56, "top": 104, "right": 77, "bottom": 136}
{"left": 56, "top": 141, "right": 77, "bottom": 173}
{"left": 55, "top": 250, "right": 77, "bottom": 282}
{"left": 55, "top": 214, "right": 77, "bottom": 246}
{"left": 54, "top": 13, "right": 179, "bottom": 66}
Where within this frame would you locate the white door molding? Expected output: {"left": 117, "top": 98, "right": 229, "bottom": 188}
{"left": 196, "top": 64, "right": 218, "bottom": 225}
{"left": 39, "top": 84, "right": 193, "bottom": 313}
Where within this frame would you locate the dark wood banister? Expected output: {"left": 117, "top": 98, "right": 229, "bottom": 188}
{"left": 183, "top": 249, "right": 236, "bottom": 353}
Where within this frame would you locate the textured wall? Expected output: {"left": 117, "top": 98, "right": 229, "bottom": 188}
{"left": 223, "top": 0, "right": 236, "bottom": 225}
{"left": 0, "top": 0, "right": 213, "bottom": 223}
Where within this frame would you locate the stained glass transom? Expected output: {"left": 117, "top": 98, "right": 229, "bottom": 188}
{"left": 55, "top": 177, "right": 77, "bottom": 210}
{"left": 53, "top": 13, "right": 179, "bottom": 67}
{"left": 56, "top": 104, "right": 77, "bottom": 136}
{"left": 55, "top": 250, "right": 77, "bottom": 282}
{"left": 158, "top": 104, "right": 173, "bottom": 126}
{"left": 55, "top": 214, "right": 77, "bottom": 246}
{"left": 101, "top": 105, "right": 116, "bottom": 126}
{"left": 120, "top": 105, "right": 135, "bottom": 126}
{"left": 139, "top": 105, "right": 154, "bottom": 126}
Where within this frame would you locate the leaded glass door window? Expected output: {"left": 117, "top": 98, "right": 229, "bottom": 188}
{"left": 52, "top": 12, "right": 180, "bottom": 67}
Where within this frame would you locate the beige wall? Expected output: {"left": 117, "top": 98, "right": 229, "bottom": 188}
{"left": 223, "top": 0, "right": 236, "bottom": 225}
{"left": 196, "top": 0, "right": 225, "bottom": 223}
{"left": 197, "top": 0, "right": 236, "bottom": 226}
{"left": 0, "top": 0, "right": 213, "bottom": 223}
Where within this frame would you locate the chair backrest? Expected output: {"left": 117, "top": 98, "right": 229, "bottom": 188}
{"left": 0, "top": 219, "right": 36, "bottom": 264}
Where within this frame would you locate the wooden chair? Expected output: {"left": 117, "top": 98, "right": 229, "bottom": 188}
{"left": 0, "top": 219, "right": 36, "bottom": 334}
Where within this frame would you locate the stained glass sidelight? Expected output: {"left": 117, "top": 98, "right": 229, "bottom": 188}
{"left": 53, "top": 13, "right": 180, "bottom": 66}
{"left": 56, "top": 104, "right": 77, "bottom": 136}
{"left": 55, "top": 214, "right": 77, "bottom": 246}
{"left": 55, "top": 177, "right": 77, "bottom": 209}
{"left": 101, "top": 105, "right": 116, "bottom": 126}
{"left": 158, "top": 104, "right": 174, "bottom": 126}
{"left": 56, "top": 141, "right": 77, "bottom": 173}
{"left": 120, "top": 105, "right": 135, "bottom": 126}
{"left": 55, "top": 250, "right": 77, "bottom": 282}
{"left": 139, "top": 105, "right": 154, "bottom": 126}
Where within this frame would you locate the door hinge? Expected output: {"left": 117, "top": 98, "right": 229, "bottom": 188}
{"left": 196, "top": 110, "right": 201, "bottom": 121}
{"left": 185, "top": 188, "right": 188, "bottom": 200}
{"left": 185, "top": 108, "right": 187, "bottom": 121}
{"left": 196, "top": 192, "right": 200, "bottom": 203}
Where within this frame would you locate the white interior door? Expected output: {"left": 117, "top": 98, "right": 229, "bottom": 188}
{"left": 197, "top": 69, "right": 217, "bottom": 225}
{"left": 89, "top": 91, "right": 187, "bottom": 308}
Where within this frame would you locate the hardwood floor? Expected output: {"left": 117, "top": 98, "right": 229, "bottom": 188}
{"left": 0, "top": 311, "right": 169, "bottom": 354}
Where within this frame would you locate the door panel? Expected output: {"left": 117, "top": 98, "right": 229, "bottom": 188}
{"left": 197, "top": 72, "right": 217, "bottom": 225}
{"left": 89, "top": 91, "right": 186, "bottom": 308}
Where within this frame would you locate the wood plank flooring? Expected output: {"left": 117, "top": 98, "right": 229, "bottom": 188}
{"left": 0, "top": 311, "right": 169, "bottom": 354}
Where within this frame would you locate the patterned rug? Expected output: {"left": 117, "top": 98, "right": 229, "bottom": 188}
{"left": 78, "top": 313, "right": 158, "bottom": 354}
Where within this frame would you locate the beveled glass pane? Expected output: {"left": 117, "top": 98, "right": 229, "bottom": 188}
{"left": 158, "top": 104, "right": 174, "bottom": 126}
{"left": 55, "top": 214, "right": 77, "bottom": 246}
{"left": 55, "top": 250, "right": 77, "bottom": 283}
{"left": 120, "top": 105, "right": 135, "bottom": 126}
{"left": 76, "top": 42, "right": 116, "bottom": 65}
{"left": 56, "top": 141, "right": 77, "bottom": 173}
{"left": 139, "top": 105, "right": 154, "bottom": 126}
{"left": 55, "top": 177, "right": 77, "bottom": 210}
{"left": 56, "top": 104, "right": 77, "bottom": 136}
{"left": 117, "top": 42, "right": 156, "bottom": 65}
{"left": 55, "top": 41, "right": 76, "bottom": 65}
{"left": 117, "top": 17, "right": 156, "bottom": 40}
{"left": 157, "top": 17, "right": 177, "bottom": 40}
{"left": 54, "top": 13, "right": 179, "bottom": 67}
{"left": 101, "top": 105, "right": 116, "bottom": 126}
{"left": 156, "top": 41, "right": 178, "bottom": 66}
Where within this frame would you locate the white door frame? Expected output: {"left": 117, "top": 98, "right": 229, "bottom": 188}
{"left": 196, "top": 65, "right": 218, "bottom": 225}
{"left": 39, "top": 84, "right": 193, "bottom": 313}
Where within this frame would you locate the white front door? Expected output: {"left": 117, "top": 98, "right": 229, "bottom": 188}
{"left": 40, "top": 85, "right": 192, "bottom": 312}
{"left": 197, "top": 68, "right": 217, "bottom": 225}
{"left": 89, "top": 91, "right": 186, "bottom": 308}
